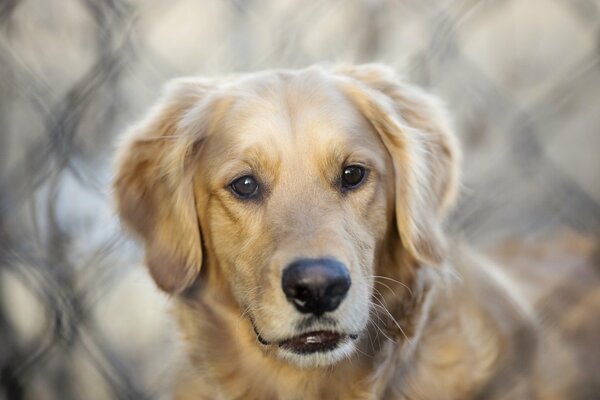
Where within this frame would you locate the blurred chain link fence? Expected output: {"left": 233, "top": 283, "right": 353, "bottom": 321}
{"left": 1, "top": 0, "right": 599, "bottom": 399}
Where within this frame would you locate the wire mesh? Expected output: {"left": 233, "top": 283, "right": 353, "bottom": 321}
{"left": 1, "top": 0, "right": 599, "bottom": 398}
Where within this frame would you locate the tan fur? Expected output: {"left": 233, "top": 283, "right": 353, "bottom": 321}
{"left": 113, "top": 64, "right": 598, "bottom": 399}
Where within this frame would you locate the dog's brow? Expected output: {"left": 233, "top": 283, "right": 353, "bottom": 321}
{"left": 209, "top": 143, "right": 281, "bottom": 187}
{"left": 345, "top": 148, "right": 386, "bottom": 171}
{"left": 236, "top": 144, "right": 281, "bottom": 177}
{"left": 316, "top": 141, "right": 386, "bottom": 175}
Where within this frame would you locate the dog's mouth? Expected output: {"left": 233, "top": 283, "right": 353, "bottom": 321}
{"left": 256, "top": 328, "right": 358, "bottom": 354}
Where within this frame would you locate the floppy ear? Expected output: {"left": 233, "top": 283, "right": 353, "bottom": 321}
{"left": 335, "top": 64, "right": 461, "bottom": 266}
{"left": 113, "top": 78, "right": 218, "bottom": 293}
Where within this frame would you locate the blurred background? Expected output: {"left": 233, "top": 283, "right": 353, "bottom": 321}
{"left": 1, "top": 0, "right": 599, "bottom": 399}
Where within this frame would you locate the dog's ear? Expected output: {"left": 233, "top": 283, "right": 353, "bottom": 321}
{"left": 113, "top": 78, "right": 220, "bottom": 293}
{"left": 336, "top": 64, "right": 460, "bottom": 266}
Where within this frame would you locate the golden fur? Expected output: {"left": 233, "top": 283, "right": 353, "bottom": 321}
{"left": 113, "top": 64, "right": 598, "bottom": 399}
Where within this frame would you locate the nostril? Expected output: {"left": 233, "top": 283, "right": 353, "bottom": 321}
{"left": 281, "top": 258, "right": 351, "bottom": 316}
{"left": 291, "top": 286, "right": 310, "bottom": 304}
{"left": 283, "top": 283, "right": 311, "bottom": 310}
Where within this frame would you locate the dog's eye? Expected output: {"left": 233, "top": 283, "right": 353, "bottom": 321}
{"left": 341, "top": 165, "right": 366, "bottom": 190}
{"left": 230, "top": 175, "right": 259, "bottom": 199}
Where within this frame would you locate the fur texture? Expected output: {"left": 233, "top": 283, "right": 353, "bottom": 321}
{"left": 113, "top": 65, "right": 598, "bottom": 399}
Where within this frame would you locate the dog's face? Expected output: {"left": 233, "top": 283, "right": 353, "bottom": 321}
{"left": 195, "top": 75, "right": 393, "bottom": 365}
{"left": 114, "top": 65, "right": 459, "bottom": 368}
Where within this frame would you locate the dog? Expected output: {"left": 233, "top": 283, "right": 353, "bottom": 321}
{"left": 113, "top": 64, "right": 599, "bottom": 399}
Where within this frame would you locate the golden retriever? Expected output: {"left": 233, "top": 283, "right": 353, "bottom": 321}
{"left": 113, "top": 64, "right": 598, "bottom": 399}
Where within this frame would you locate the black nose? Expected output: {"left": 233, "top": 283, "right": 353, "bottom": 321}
{"left": 281, "top": 258, "right": 351, "bottom": 316}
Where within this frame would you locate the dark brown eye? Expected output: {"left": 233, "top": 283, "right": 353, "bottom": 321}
{"left": 230, "top": 175, "right": 259, "bottom": 199}
{"left": 341, "top": 165, "right": 366, "bottom": 190}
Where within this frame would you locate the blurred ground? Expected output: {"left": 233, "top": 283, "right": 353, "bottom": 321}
{"left": 1, "top": 0, "right": 599, "bottom": 399}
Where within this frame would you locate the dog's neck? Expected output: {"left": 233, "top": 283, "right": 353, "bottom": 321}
{"left": 173, "top": 259, "right": 508, "bottom": 399}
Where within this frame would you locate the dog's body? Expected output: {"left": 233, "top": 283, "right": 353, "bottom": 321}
{"left": 114, "top": 65, "right": 599, "bottom": 399}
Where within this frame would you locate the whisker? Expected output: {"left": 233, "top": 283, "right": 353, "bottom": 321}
{"left": 239, "top": 304, "right": 252, "bottom": 321}
{"left": 368, "top": 275, "right": 413, "bottom": 296}
{"left": 374, "top": 280, "right": 398, "bottom": 298}
{"left": 354, "top": 346, "right": 373, "bottom": 359}
{"left": 370, "top": 288, "right": 412, "bottom": 344}
{"left": 371, "top": 286, "right": 386, "bottom": 300}
{"left": 367, "top": 308, "right": 381, "bottom": 345}
{"left": 365, "top": 315, "right": 378, "bottom": 352}
{"left": 371, "top": 300, "right": 412, "bottom": 345}
{"left": 369, "top": 303, "right": 397, "bottom": 344}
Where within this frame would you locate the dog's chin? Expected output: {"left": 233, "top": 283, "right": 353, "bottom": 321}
{"left": 256, "top": 330, "right": 359, "bottom": 368}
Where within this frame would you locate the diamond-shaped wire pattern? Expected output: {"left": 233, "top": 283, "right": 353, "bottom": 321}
{"left": 1, "top": 0, "right": 599, "bottom": 399}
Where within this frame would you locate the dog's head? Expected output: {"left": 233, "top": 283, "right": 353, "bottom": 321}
{"left": 114, "top": 65, "right": 459, "bottom": 367}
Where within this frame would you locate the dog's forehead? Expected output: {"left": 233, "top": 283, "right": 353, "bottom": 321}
{"left": 217, "top": 70, "right": 379, "bottom": 156}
